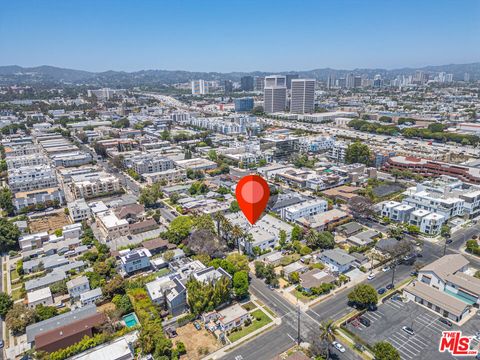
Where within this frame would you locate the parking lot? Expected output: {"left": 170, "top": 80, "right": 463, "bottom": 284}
{"left": 347, "top": 297, "right": 480, "bottom": 360}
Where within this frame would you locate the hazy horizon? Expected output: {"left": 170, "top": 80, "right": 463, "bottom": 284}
{"left": 1, "top": 0, "right": 479, "bottom": 72}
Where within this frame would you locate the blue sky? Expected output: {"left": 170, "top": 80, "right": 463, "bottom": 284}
{"left": 1, "top": 0, "right": 479, "bottom": 72}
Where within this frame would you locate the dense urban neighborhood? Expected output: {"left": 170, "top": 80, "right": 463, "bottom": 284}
{"left": 0, "top": 59, "right": 480, "bottom": 360}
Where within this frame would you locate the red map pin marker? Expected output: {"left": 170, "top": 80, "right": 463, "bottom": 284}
{"left": 235, "top": 174, "right": 270, "bottom": 225}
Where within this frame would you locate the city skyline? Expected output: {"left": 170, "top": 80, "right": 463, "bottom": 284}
{"left": 1, "top": 0, "right": 479, "bottom": 72}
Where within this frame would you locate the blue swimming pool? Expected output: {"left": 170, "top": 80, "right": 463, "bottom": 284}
{"left": 123, "top": 313, "right": 139, "bottom": 327}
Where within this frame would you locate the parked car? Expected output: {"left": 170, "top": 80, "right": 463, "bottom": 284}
{"left": 382, "top": 266, "right": 391, "bottom": 272}
{"left": 0, "top": 340, "right": 4, "bottom": 349}
{"left": 410, "top": 271, "right": 418, "bottom": 277}
{"left": 332, "top": 341, "right": 346, "bottom": 353}
{"left": 193, "top": 321, "right": 201, "bottom": 330}
{"left": 402, "top": 326, "right": 415, "bottom": 335}
{"left": 439, "top": 318, "right": 452, "bottom": 327}
{"left": 392, "top": 295, "right": 403, "bottom": 301}
{"left": 358, "top": 317, "right": 371, "bottom": 327}
{"left": 446, "top": 239, "right": 453, "bottom": 244}
{"left": 386, "top": 284, "right": 394, "bottom": 290}
{"left": 377, "top": 288, "right": 386, "bottom": 295}
{"left": 354, "top": 343, "right": 365, "bottom": 352}
{"left": 416, "top": 253, "right": 423, "bottom": 258}
{"left": 367, "top": 273, "right": 376, "bottom": 280}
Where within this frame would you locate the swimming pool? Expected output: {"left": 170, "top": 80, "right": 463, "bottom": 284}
{"left": 123, "top": 313, "right": 139, "bottom": 327}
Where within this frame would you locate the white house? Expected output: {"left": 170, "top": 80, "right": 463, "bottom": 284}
{"left": 67, "top": 275, "right": 90, "bottom": 299}
{"left": 27, "top": 287, "right": 53, "bottom": 309}
{"left": 319, "top": 249, "right": 356, "bottom": 273}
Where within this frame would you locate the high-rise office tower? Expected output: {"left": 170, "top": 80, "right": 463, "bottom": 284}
{"left": 264, "top": 75, "right": 287, "bottom": 114}
{"left": 346, "top": 73, "right": 355, "bottom": 89}
{"left": 224, "top": 80, "right": 233, "bottom": 94}
{"left": 286, "top": 74, "right": 299, "bottom": 89}
{"left": 290, "top": 79, "right": 315, "bottom": 114}
{"left": 373, "top": 74, "right": 383, "bottom": 87}
{"left": 255, "top": 76, "right": 265, "bottom": 91}
{"left": 240, "top": 76, "right": 254, "bottom": 91}
{"left": 464, "top": 73, "right": 471, "bottom": 82}
{"left": 191, "top": 80, "right": 208, "bottom": 95}
{"left": 353, "top": 76, "right": 362, "bottom": 88}
{"left": 327, "top": 74, "right": 335, "bottom": 89}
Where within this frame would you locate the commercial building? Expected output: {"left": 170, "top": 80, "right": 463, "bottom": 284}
{"left": 240, "top": 76, "right": 254, "bottom": 91}
{"left": 404, "top": 254, "right": 479, "bottom": 322}
{"left": 6, "top": 153, "right": 48, "bottom": 169}
{"left": 385, "top": 156, "right": 480, "bottom": 185}
{"left": 264, "top": 75, "right": 287, "bottom": 113}
{"left": 260, "top": 136, "right": 299, "bottom": 160}
{"left": 290, "top": 79, "right": 315, "bottom": 114}
{"left": 234, "top": 97, "right": 254, "bottom": 112}
{"left": 255, "top": 76, "right": 265, "bottom": 91}
{"left": 87, "top": 88, "right": 126, "bottom": 100}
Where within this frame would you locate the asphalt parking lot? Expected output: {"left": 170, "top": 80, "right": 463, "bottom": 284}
{"left": 347, "top": 297, "right": 480, "bottom": 360}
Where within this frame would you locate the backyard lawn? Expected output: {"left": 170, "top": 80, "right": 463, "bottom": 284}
{"left": 228, "top": 309, "right": 272, "bottom": 343}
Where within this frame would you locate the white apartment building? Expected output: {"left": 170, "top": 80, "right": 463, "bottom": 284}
{"left": 8, "top": 165, "right": 57, "bottom": 193}
{"left": 68, "top": 198, "right": 91, "bottom": 222}
{"left": 281, "top": 199, "right": 328, "bottom": 222}
{"left": 130, "top": 155, "right": 174, "bottom": 175}
{"left": 328, "top": 142, "right": 348, "bottom": 162}
{"left": 6, "top": 153, "right": 48, "bottom": 169}
{"left": 96, "top": 210, "right": 129, "bottom": 241}
{"left": 144, "top": 169, "right": 187, "bottom": 185}
{"left": 70, "top": 171, "right": 121, "bottom": 199}
{"left": 290, "top": 79, "right": 315, "bottom": 114}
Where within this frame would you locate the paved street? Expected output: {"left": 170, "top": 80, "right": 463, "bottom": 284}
{"left": 223, "top": 220, "right": 480, "bottom": 360}
{"left": 223, "top": 277, "right": 361, "bottom": 360}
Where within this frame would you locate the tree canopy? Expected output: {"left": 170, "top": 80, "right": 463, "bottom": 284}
{"left": 347, "top": 284, "right": 378, "bottom": 308}
{"left": 345, "top": 141, "right": 372, "bottom": 165}
{"left": 373, "top": 341, "right": 401, "bottom": 360}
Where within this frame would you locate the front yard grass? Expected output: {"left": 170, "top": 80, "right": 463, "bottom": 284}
{"left": 292, "top": 289, "right": 315, "bottom": 303}
{"left": 228, "top": 309, "right": 272, "bottom": 343}
{"left": 280, "top": 254, "right": 301, "bottom": 267}
{"left": 11, "top": 286, "right": 23, "bottom": 301}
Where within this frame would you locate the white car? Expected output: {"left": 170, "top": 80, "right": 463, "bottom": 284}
{"left": 332, "top": 341, "right": 346, "bottom": 353}
{"left": 382, "top": 266, "right": 391, "bottom": 272}
{"left": 367, "top": 273, "right": 376, "bottom": 280}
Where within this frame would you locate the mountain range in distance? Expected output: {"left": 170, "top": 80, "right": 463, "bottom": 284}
{"left": 0, "top": 62, "right": 479, "bottom": 87}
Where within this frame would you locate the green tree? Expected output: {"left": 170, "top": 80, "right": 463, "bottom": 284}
{"left": 102, "top": 275, "right": 125, "bottom": 299}
{"left": 186, "top": 276, "right": 231, "bottom": 315}
{"left": 229, "top": 200, "right": 240, "bottom": 213}
{"left": 0, "top": 218, "right": 20, "bottom": 252}
{"left": 289, "top": 271, "right": 300, "bottom": 284}
{"left": 372, "top": 341, "right": 401, "bottom": 360}
{"left": 347, "top": 284, "right": 378, "bottom": 308}
{"left": 165, "top": 216, "right": 193, "bottom": 244}
{"left": 345, "top": 141, "right": 372, "bottom": 165}
{"left": 6, "top": 303, "right": 36, "bottom": 334}
{"left": 279, "top": 229, "right": 287, "bottom": 248}
{"left": 319, "top": 320, "right": 339, "bottom": 360}
{"left": 0, "top": 187, "right": 14, "bottom": 216}
{"left": 0, "top": 292, "right": 13, "bottom": 317}
{"left": 112, "top": 294, "right": 133, "bottom": 315}
{"left": 226, "top": 253, "right": 249, "bottom": 273}
{"left": 291, "top": 225, "right": 303, "bottom": 242}
{"left": 233, "top": 271, "right": 249, "bottom": 299}
{"left": 34, "top": 304, "right": 58, "bottom": 321}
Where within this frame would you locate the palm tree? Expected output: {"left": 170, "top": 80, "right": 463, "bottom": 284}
{"left": 319, "top": 320, "right": 339, "bottom": 359}
{"left": 231, "top": 225, "right": 245, "bottom": 253}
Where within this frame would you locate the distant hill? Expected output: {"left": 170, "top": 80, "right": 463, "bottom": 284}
{"left": 0, "top": 62, "right": 478, "bottom": 87}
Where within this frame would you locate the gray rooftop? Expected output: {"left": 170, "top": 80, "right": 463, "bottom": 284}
{"left": 26, "top": 304, "right": 97, "bottom": 343}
